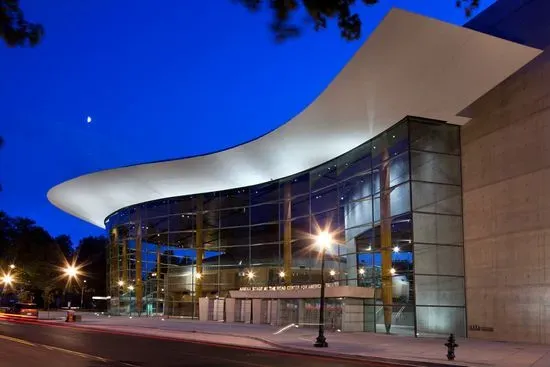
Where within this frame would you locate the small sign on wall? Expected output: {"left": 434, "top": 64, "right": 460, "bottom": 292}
{"left": 469, "top": 324, "right": 494, "bottom": 332}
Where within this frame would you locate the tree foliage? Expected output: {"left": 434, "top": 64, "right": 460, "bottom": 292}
{"left": 75, "top": 236, "right": 108, "bottom": 300}
{"left": 238, "top": 0, "right": 481, "bottom": 41}
{"left": 0, "top": 0, "right": 43, "bottom": 47}
{"left": 0, "top": 211, "right": 76, "bottom": 306}
{"left": 2, "top": 1, "right": 482, "bottom": 47}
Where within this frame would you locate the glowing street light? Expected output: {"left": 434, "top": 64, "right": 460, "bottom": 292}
{"left": 194, "top": 272, "right": 202, "bottom": 280}
{"left": 314, "top": 230, "right": 333, "bottom": 348}
{"left": 9, "top": 264, "right": 15, "bottom": 270}
{"left": 128, "top": 285, "right": 135, "bottom": 291}
{"left": 359, "top": 268, "right": 366, "bottom": 275}
{"left": 64, "top": 265, "right": 79, "bottom": 278}
{"left": 118, "top": 280, "right": 124, "bottom": 287}
{"left": 278, "top": 271, "right": 285, "bottom": 278}
{"left": 393, "top": 246, "right": 400, "bottom": 253}
{"left": 329, "top": 270, "right": 336, "bottom": 277}
{"left": 390, "top": 268, "right": 396, "bottom": 275}
{"left": 1, "top": 274, "right": 13, "bottom": 286}
{"left": 246, "top": 271, "right": 255, "bottom": 280}
{"left": 316, "top": 231, "right": 332, "bottom": 251}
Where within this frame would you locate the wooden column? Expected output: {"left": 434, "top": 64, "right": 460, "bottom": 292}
{"left": 122, "top": 239, "right": 128, "bottom": 285}
{"left": 135, "top": 223, "right": 143, "bottom": 315}
{"left": 110, "top": 228, "right": 118, "bottom": 297}
{"left": 195, "top": 195, "right": 204, "bottom": 300}
{"left": 156, "top": 244, "right": 161, "bottom": 314}
{"left": 283, "top": 182, "right": 292, "bottom": 285}
{"left": 380, "top": 148, "right": 393, "bottom": 334}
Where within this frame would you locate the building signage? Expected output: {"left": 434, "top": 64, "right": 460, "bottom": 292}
{"left": 238, "top": 283, "right": 336, "bottom": 292}
{"left": 469, "top": 324, "right": 494, "bottom": 332}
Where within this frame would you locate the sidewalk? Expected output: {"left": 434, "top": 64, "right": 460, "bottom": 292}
{"left": 50, "top": 314, "right": 550, "bottom": 367}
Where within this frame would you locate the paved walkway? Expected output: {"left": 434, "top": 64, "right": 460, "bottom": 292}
{"left": 45, "top": 314, "right": 550, "bottom": 367}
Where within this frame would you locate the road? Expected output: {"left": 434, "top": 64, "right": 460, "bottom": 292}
{"left": 0, "top": 319, "right": 418, "bottom": 367}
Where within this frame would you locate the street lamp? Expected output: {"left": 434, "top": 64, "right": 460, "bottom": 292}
{"left": 314, "top": 230, "right": 332, "bottom": 348}
{"left": 127, "top": 285, "right": 135, "bottom": 316}
{"left": 81, "top": 280, "right": 87, "bottom": 309}
{"left": 9, "top": 264, "right": 15, "bottom": 270}
{"left": 64, "top": 265, "right": 79, "bottom": 278}
{"left": 1, "top": 274, "right": 13, "bottom": 286}
{"left": 117, "top": 280, "right": 124, "bottom": 316}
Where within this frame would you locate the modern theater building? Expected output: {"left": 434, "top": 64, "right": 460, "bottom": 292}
{"left": 48, "top": 0, "right": 550, "bottom": 344}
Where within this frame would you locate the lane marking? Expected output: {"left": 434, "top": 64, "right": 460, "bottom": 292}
{"left": 0, "top": 334, "right": 36, "bottom": 346}
{"left": 43, "top": 344, "right": 108, "bottom": 362}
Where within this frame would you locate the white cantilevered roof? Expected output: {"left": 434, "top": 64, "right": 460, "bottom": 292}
{"left": 47, "top": 8, "right": 541, "bottom": 228}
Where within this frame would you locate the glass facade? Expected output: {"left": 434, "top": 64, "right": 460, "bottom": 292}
{"left": 105, "top": 116, "right": 465, "bottom": 337}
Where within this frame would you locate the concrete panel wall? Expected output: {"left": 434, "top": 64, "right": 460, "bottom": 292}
{"left": 462, "top": 48, "right": 550, "bottom": 344}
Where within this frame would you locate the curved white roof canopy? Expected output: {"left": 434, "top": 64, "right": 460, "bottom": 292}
{"left": 48, "top": 9, "right": 541, "bottom": 228}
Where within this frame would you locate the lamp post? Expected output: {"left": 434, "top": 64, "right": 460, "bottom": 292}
{"left": 63, "top": 264, "right": 80, "bottom": 309}
{"left": 81, "top": 280, "right": 87, "bottom": 309}
{"left": 314, "top": 231, "right": 332, "bottom": 348}
{"left": 128, "top": 285, "right": 134, "bottom": 316}
{"left": 118, "top": 280, "right": 124, "bottom": 315}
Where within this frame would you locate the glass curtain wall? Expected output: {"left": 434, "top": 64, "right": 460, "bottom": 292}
{"left": 409, "top": 118, "right": 466, "bottom": 337}
{"left": 105, "top": 116, "right": 465, "bottom": 337}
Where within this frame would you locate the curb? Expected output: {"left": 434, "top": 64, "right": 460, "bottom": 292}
{"left": 44, "top": 320, "right": 467, "bottom": 367}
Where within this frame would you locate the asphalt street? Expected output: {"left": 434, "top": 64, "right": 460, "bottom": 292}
{"left": 0, "top": 319, "right": 422, "bottom": 367}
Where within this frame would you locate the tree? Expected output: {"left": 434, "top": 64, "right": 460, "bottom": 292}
{"left": 74, "top": 236, "right": 108, "bottom": 300}
{"left": 238, "top": 0, "right": 481, "bottom": 41}
{"left": 1, "top": 1, "right": 481, "bottom": 48}
{"left": 0, "top": 211, "right": 73, "bottom": 306}
{"left": 1, "top": 0, "right": 43, "bottom": 46}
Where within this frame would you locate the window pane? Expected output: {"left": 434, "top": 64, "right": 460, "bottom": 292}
{"left": 415, "top": 275, "right": 465, "bottom": 306}
{"left": 312, "top": 209, "right": 338, "bottom": 233}
{"left": 412, "top": 182, "right": 462, "bottom": 215}
{"left": 311, "top": 162, "right": 338, "bottom": 191}
{"left": 202, "top": 192, "right": 220, "bottom": 211}
{"left": 372, "top": 121, "right": 409, "bottom": 166}
{"left": 373, "top": 152, "right": 410, "bottom": 193}
{"left": 168, "top": 214, "right": 194, "bottom": 232}
{"left": 251, "top": 182, "right": 279, "bottom": 204}
{"left": 291, "top": 217, "right": 310, "bottom": 240}
{"left": 251, "top": 224, "right": 279, "bottom": 244}
{"left": 145, "top": 200, "right": 168, "bottom": 218}
{"left": 251, "top": 243, "right": 281, "bottom": 265}
{"left": 342, "top": 198, "right": 373, "bottom": 229}
{"left": 290, "top": 195, "right": 309, "bottom": 218}
{"left": 337, "top": 142, "right": 372, "bottom": 180}
{"left": 411, "top": 151, "right": 461, "bottom": 185}
{"left": 220, "top": 227, "right": 249, "bottom": 247}
{"left": 311, "top": 186, "right": 337, "bottom": 214}
{"left": 416, "top": 306, "right": 466, "bottom": 337}
{"left": 170, "top": 197, "right": 195, "bottom": 214}
{"left": 251, "top": 203, "right": 279, "bottom": 225}
{"left": 414, "top": 244, "right": 464, "bottom": 276}
{"left": 339, "top": 172, "right": 373, "bottom": 205}
{"left": 413, "top": 213, "right": 463, "bottom": 245}
{"left": 281, "top": 173, "right": 309, "bottom": 197}
{"left": 220, "top": 208, "right": 249, "bottom": 228}
{"left": 409, "top": 119, "right": 460, "bottom": 155}
{"left": 219, "top": 189, "right": 249, "bottom": 208}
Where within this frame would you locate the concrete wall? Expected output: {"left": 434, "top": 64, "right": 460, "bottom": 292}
{"left": 461, "top": 47, "right": 550, "bottom": 344}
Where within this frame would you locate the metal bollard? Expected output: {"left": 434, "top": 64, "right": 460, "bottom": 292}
{"left": 445, "top": 333, "right": 458, "bottom": 361}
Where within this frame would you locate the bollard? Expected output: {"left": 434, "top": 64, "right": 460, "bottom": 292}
{"left": 445, "top": 333, "right": 458, "bottom": 361}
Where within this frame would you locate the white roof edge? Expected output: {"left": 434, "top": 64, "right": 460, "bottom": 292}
{"left": 48, "top": 8, "right": 542, "bottom": 228}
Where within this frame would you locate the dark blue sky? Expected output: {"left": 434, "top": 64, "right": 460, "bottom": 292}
{"left": 0, "top": 0, "right": 496, "bottom": 243}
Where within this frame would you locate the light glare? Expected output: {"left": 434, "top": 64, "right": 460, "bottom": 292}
{"left": 316, "top": 231, "right": 333, "bottom": 250}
